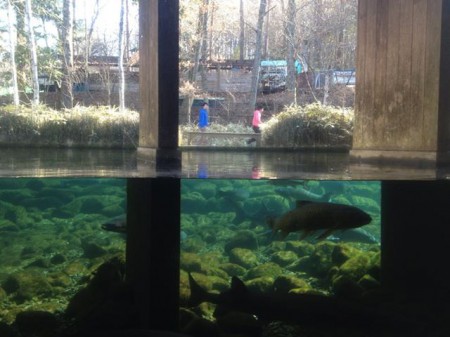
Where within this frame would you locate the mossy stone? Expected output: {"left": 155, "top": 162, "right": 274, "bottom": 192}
{"left": 358, "top": 274, "right": 380, "bottom": 290}
{"left": 181, "top": 192, "right": 208, "bottom": 213}
{"left": 81, "top": 241, "right": 107, "bottom": 258}
{"left": 188, "top": 272, "right": 214, "bottom": 292}
{"left": 79, "top": 197, "right": 104, "bottom": 214}
{"left": 50, "top": 253, "right": 66, "bottom": 265}
{"left": 273, "top": 275, "right": 309, "bottom": 294}
{"left": 331, "top": 244, "right": 357, "bottom": 266}
{"left": 228, "top": 248, "right": 259, "bottom": 269}
{"left": 63, "top": 261, "right": 88, "bottom": 276}
{"left": 26, "top": 258, "right": 50, "bottom": 268}
{"left": 331, "top": 274, "right": 364, "bottom": 300}
{"left": 180, "top": 252, "right": 203, "bottom": 273}
{"left": 270, "top": 250, "right": 299, "bottom": 267}
{"left": 0, "top": 220, "right": 19, "bottom": 232}
{"left": 265, "top": 241, "right": 287, "bottom": 254}
{"left": 285, "top": 241, "right": 315, "bottom": 256}
{"left": 20, "top": 246, "right": 37, "bottom": 259}
{"left": 219, "top": 263, "right": 247, "bottom": 277}
{"left": 245, "top": 276, "right": 274, "bottom": 293}
{"left": 0, "top": 287, "right": 6, "bottom": 301}
{"left": 245, "top": 262, "right": 283, "bottom": 280}
{"left": 224, "top": 230, "right": 259, "bottom": 253}
{"left": 2, "top": 271, "right": 53, "bottom": 303}
{"left": 339, "top": 252, "right": 375, "bottom": 281}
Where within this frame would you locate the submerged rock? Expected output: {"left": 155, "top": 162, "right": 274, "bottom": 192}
{"left": 224, "top": 230, "right": 259, "bottom": 253}
{"left": 2, "top": 271, "right": 53, "bottom": 303}
{"left": 228, "top": 248, "right": 259, "bottom": 269}
{"left": 273, "top": 275, "right": 310, "bottom": 294}
{"left": 245, "top": 262, "right": 283, "bottom": 280}
{"left": 270, "top": 250, "right": 299, "bottom": 267}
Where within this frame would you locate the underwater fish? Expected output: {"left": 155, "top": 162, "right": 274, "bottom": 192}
{"left": 188, "top": 273, "right": 408, "bottom": 330}
{"left": 275, "top": 186, "right": 332, "bottom": 203}
{"left": 267, "top": 200, "right": 372, "bottom": 240}
{"left": 327, "top": 227, "right": 379, "bottom": 244}
{"left": 101, "top": 216, "right": 127, "bottom": 233}
{"left": 101, "top": 216, "right": 188, "bottom": 241}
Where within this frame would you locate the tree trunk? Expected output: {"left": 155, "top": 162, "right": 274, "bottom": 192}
{"left": 285, "top": 0, "right": 296, "bottom": 95}
{"left": 189, "top": 0, "right": 209, "bottom": 86}
{"left": 239, "top": 0, "right": 244, "bottom": 62}
{"left": 25, "top": 0, "right": 39, "bottom": 106}
{"left": 118, "top": 0, "right": 126, "bottom": 111}
{"left": 263, "top": 0, "right": 270, "bottom": 59}
{"left": 248, "top": 0, "right": 267, "bottom": 112}
{"left": 199, "top": 0, "right": 209, "bottom": 91}
{"left": 61, "top": 0, "right": 74, "bottom": 109}
{"left": 84, "top": 0, "right": 100, "bottom": 86}
{"left": 7, "top": 0, "right": 19, "bottom": 106}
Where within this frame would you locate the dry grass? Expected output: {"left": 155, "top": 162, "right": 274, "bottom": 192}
{"left": 0, "top": 105, "right": 139, "bottom": 148}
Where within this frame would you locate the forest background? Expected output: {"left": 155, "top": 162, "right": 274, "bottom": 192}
{"left": 0, "top": 0, "right": 357, "bottom": 147}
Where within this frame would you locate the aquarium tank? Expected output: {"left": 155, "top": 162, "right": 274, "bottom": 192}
{"left": 0, "top": 178, "right": 381, "bottom": 336}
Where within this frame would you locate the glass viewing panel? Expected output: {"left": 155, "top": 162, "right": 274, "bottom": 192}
{"left": 180, "top": 179, "right": 381, "bottom": 333}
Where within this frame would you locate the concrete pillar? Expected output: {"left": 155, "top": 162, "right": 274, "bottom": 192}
{"left": 351, "top": 1, "right": 450, "bottom": 163}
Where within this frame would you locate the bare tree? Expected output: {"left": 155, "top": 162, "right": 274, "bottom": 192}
{"left": 83, "top": 0, "right": 100, "bottom": 84}
{"left": 285, "top": 0, "right": 296, "bottom": 95}
{"left": 118, "top": 0, "right": 126, "bottom": 111}
{"left": 239, "top": 0, "right": 244, "bottom": 61}
{"left": 25, "top": 0, "right": 39, "bottom": 106}
{"left": 61, "top": 0, "right": 74, "bottom": 109}
{"left": 7, "top": 0, "right": 19, "bottom": 106}
{"left": 199, "top": 0, "right": 209, "bottom": 90}
{"left": 189, "top": 0, "right": 209, "bottom": 87}
{"left": 248, "top": 0, "right": 267, "bottom": 111}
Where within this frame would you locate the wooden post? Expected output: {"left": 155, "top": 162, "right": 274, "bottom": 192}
{"left": 138, "top": 0, "right": 180, "bottom": 161}
{"left": 126, "top": 1, "right": 181, "bottom": 331}
{"left": 351, "top": 0, "right": 450, "bottom": 163}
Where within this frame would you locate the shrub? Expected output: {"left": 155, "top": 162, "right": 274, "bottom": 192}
{"left": 0, "top": 105, "right": 139, "bottom": 148}
{"left": 262, "top": 103, "right": 353, "bottom": 147}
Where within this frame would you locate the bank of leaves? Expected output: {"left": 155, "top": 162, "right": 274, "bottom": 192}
{"left": 262, "top": 103, "right": 353, "bottom": 148}
{"left": 0, "top": 105, "right": 139, "bottom": 148}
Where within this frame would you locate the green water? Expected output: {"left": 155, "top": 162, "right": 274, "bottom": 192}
{"left": 0, "top": 178, "right": 380, "bottom": 328}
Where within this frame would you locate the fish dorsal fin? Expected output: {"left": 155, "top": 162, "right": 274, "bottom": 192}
{"left": 296, "top": 200, "right": 313, "bottom": 208}
{"left": 231, "top": 276, "right": 248, "bottom": 294}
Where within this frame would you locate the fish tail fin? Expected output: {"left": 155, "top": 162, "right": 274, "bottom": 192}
{"left": 188, "top": 273, "right": 215, "bottom": 307}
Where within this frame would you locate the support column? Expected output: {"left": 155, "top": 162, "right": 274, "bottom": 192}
{"left": 126, "top": 178, "right": 181, "bottom": 331}
{"left": 351, "top": 0, "right": 450, "bottom": 163}
{"left": 381, "top": 181, "right": 450, "bottom": 307}
{"left": 138, "top": 0, "right": 180, "bottom": 168}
